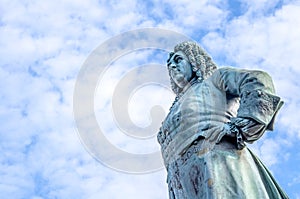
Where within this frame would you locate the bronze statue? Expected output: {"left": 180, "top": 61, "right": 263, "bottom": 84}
{"left": 157, "top": 41, "right": 288, "bottom": 198}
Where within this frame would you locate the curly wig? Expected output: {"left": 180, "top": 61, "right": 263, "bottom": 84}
{"left": 168, "top": 41, "right": 218, "bottom": 95}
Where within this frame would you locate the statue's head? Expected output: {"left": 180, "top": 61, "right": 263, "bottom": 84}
{"left": 167, "top": 41, "right": 217, "bottom": 95}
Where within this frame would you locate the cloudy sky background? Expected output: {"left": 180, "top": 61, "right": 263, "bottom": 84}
{"left": 1, "top": 0, "right": 300, "bottom": 198}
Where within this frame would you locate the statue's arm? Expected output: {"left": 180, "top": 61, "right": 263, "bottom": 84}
{"left": 212, "top": 67, "right": 283, "bottom": 145}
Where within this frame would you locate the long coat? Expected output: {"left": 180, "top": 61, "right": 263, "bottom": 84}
{"left": 157, "top": 67, "right": 288, "bottom": 199}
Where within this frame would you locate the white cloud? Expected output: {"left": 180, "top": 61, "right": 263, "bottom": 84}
{"left": 1, "top": 0, "right": 300, "bottom": 198}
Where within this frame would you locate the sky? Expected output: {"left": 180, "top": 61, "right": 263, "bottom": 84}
{"left": 1, "top": 0, "right": 300, "bottom": 198}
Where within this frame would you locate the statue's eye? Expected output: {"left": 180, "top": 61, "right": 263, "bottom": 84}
{"left": 175, "top": 56, "right": 183, "bottom": 63}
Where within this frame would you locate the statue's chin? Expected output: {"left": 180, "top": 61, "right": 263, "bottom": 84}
{"left": 176, "top": 82, "right": 190, "bottom": 90}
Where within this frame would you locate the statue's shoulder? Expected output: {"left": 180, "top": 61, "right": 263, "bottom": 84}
{"left": 210, "top": 67, "right": 272, "bottom": 83}
{"left": 214, "top": 66, "right": 271, "bottom": 75}
{"left": 209, "top": 67, "right": 234, "bottom": 79}
{"left": 212, "top": 67, "right": 240, "bottom": 74}
{"left": 206, "top": 67, "right": 232, "bottom": 83}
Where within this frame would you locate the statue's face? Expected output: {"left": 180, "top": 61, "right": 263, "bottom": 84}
{"left": 167, "top": 51, "right": 193, "bottom": 89}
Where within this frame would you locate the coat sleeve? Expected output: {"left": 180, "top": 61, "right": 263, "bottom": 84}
{"left": 211, "top": 67, "right": 283, "bottom": 143}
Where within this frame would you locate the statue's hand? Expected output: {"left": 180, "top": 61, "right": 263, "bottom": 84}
{"left": 216, "top": 118, "right": 251, "bottom": 149}
{"left": 231, "top": 117, "right": 256, "bottom": 129}
{"left": 215, "top": 123, "right": 237, "bottom": 143}
{"left": 213, "top": 117, "right": 262, "bottom": 150}
{"left": 226, "top": 117, "right": 263, "bottom": 149}
{"left": 231, "top": 117, "right": 266, "bottom": 144}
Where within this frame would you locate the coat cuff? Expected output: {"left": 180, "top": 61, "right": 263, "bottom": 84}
{"left": 238, "top": 89, "right": 283, "bottom": 130}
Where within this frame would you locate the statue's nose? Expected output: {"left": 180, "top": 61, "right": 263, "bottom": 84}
{"left": 170, "top": 63, "right": 177, "bottom": 69}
